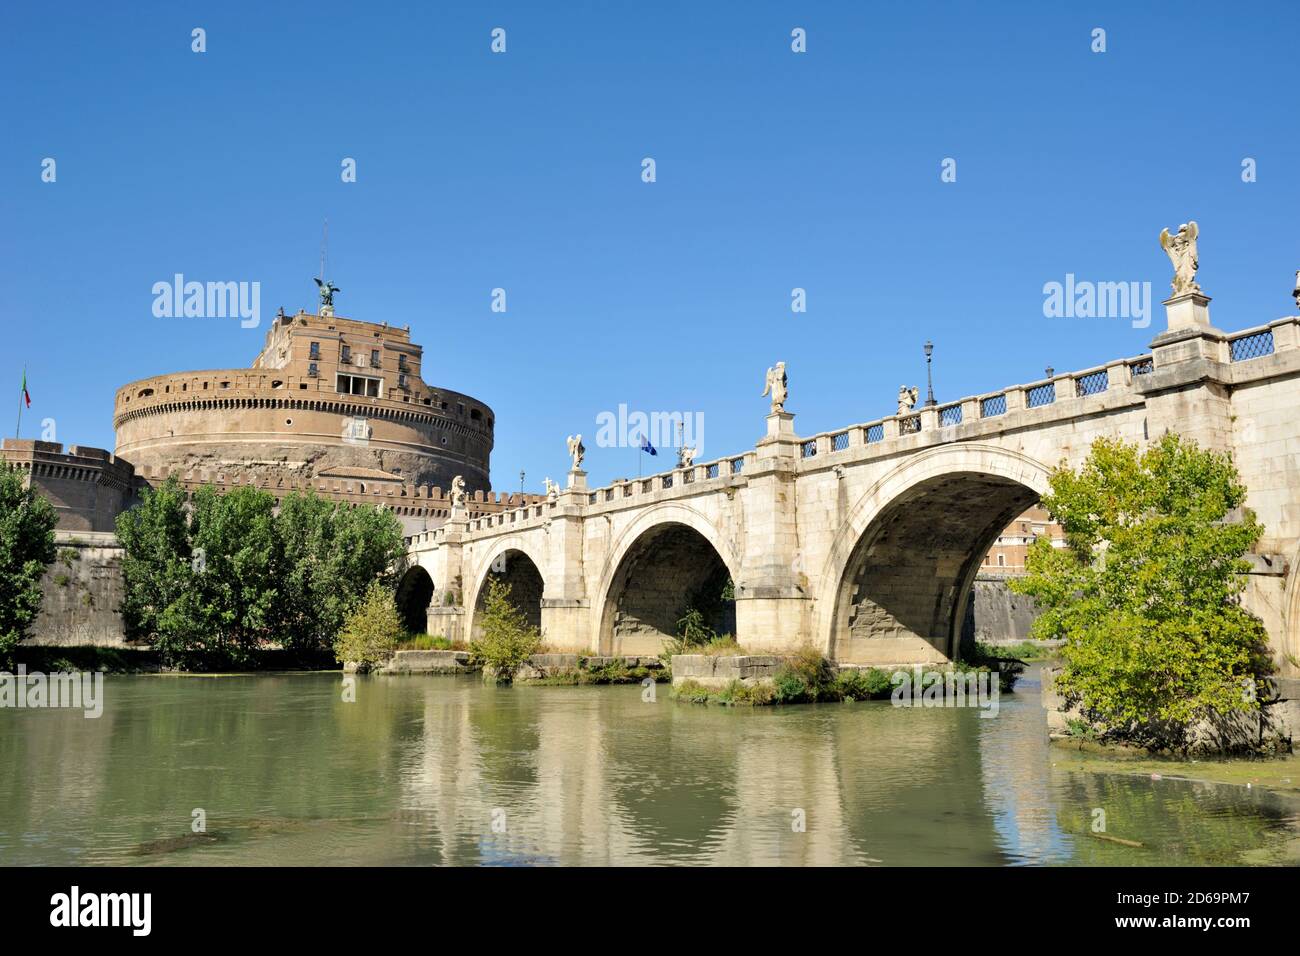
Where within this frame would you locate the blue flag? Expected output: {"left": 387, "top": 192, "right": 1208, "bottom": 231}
{"left": 639, "top": 434, "right": 657, "bottom": 456}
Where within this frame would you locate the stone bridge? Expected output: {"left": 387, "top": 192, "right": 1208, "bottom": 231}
{"left": 404, "top": 292, "right": 1300, "bottom": 675}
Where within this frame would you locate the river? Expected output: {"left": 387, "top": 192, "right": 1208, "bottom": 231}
{"left": 1, "top": 665, "right": 1297, "bottom": 865}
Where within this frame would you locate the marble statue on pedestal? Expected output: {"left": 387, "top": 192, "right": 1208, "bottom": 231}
{"left": 897, "top": 385, "right": 918, "bottom": 416}
{"left": 450, "top": 475, "right": 467, "bottom": 510}
{"left": 1159, "top": 222, "right": 1201, "bottom": 296}
{"left": 761, "top": 362, "right": 788, "bottom": 414}
{"left": 566, "top": 434, "right": 585, "bottom": 471}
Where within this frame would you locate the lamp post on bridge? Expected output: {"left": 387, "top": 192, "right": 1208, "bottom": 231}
{"left": 519, "top": 470, "right": 525, "bottom": 494}
{"left": 924, "top": 340, "right": 936, "bottom": 407}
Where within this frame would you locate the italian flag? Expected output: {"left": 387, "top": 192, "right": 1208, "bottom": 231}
{"left": 21, "top": 369, "right": 30, "bottom": 408}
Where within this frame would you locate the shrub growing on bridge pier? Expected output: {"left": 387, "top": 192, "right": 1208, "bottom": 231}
{"left": 469, "top": 577, "right": 542, "bottom": 683}
{"left": 334, "top": 581, "right": 402, "bottom": 672}
{"left": 1012, "top": 434, "right": 1273, "bottom": 750}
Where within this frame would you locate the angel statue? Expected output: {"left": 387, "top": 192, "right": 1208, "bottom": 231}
{"left": 1292, "top": 270, "right": 1300, "bottom": 310}
{"left": 543, "top": 477, "right": 559, "bottom": 499}
{"left": 450, "top": 475, "right": 467, "bottom": 509}
{"left": 761, "top": 361, "right": 788, "bottom": 414}
{"left": 314, "top": 277, "right": 341, "bottom": 312}
{"left": 677, "top": 445, "right": 697, "bottom": 469}
{"left": 566, "top": 434, "right": 585, "bottom": 471}
{"left": 1158, "top": 222, "right": 1200, "bottom": 296}
{"left": 897, "top": 385, "right": 919, "bottom": 416}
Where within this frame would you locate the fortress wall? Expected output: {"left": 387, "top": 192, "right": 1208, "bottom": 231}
{"left": 0, "top": 440, "right": 137, "bottom": 533}
{"left": 27, "top": 532, "right": 128, "bottom": 648}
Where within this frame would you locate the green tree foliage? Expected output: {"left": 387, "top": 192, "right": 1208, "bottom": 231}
{"left": 116, "top": 477, "right": 405, "bottom": 665}
{"left": 0, "top": 463, "right": 58, "bottom": 664}
{"left": 274, "top": 490, "right": 405, "bottom": 653}
{"left": 333, "top": 581, "right": 402, "bottom": 671}
{"left": 1011, "top": 434, "right": 1273, "bottom": 746}
{"left": 469, "top": 577, "right": 541, "bottom": 683}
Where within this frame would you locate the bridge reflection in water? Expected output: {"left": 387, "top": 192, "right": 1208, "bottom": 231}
{"left": 4, "top": 671, "right": 1295, "bottom": 866}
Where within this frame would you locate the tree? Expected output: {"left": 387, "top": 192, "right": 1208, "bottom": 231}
{"left": 116, "top": 476, "right": 196, "bottom": 661}
{"left": 274, "top": 491, "right": 405, "bottom": 654}
{"left": 117, "top": 479, "right": 407, "bottom": 665}
{"left": 333, "top": 580, "right": 402, "bottom": 672}
{"left": 1011, "top": 434, "right": 1273, "bottom": 747}
{"left": 469, "top": 577, "right": 541, "bottom": 683}
{"left": 187, "top": 485, "right": 280, "bottom": 662}
{"left": 0, "top": 463, "right": 58, "bottom": 664}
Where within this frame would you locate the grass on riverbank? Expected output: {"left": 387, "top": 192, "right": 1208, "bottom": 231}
{"left": 522, "top": 658, "right": 670, "bottom": 686}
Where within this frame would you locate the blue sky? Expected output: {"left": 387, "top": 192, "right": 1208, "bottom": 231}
{"left": 3, "top": 1, "right": 1297, "bottom": 490}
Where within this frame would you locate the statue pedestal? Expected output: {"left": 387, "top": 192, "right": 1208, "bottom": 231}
{"left": 566, "top": 469, "right": 587, "bottom": 490}
{"left": 760, "top": 411, "right": 796, "bottom": 443}
{"left": 1163, "top": 292, "right": 1213, "bottom": 333}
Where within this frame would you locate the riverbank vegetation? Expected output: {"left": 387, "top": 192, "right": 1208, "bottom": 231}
{"left": 673, "top": 645, "right": 1013, "bottom": 707}
{"left": 116, "top": 477, "right": 405, "bottom": 668}
{"left": 1012, "top": 434, "right": 1275, "bottom": 752}
{"left": 0, "top": 462, "right": 58, "bottom": 667}
{"left": 522, "top": 657, "right": 669, "bottom": 686}
{"left": 468, "top": 577, "right": 542, "bottom": 683}
{"left": 333, "top": 582, "right": 403, "bottom": 672}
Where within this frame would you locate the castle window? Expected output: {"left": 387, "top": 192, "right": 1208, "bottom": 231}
{"left": 271, "top": 380, "right": 283, "bottom": 389}
{"left": 470, "top": 408, "right": 482, "bottom": 421}
{"left": 308, "top": 363, "right": 319, "bottom": 378}
{"left": 398, "top": 355, "right": 409, "bottom": 371}
{"left": 309, "top": 342, "right": 320, "bottom": 360}
{"left": 371, "top": 349, "right": 380, "bottom": 367}
{"left": 337, "top": 374, "right": 380, "bottom": 397}
{"left": 341, "top": 345, "right": 352, "bottom": 364}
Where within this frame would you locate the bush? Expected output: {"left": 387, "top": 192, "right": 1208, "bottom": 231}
{"left": 333, "top": 581, "right": 402, "bottom": 672}
{"left": 1011, "top": 434, "right": 1273, "bottom": 749}
{"left": 469, "top": 577, "right": 542, "bottom": 683}
{"left": 834, "top": 667, "right": 894, "bottom": 701}
{"left": 0, "top": 463, "right": 58, "bottom": 664}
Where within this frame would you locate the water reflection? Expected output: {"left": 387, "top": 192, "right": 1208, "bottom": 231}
{"left": 0, "top": 667, "right": 1296, "bottom": 866}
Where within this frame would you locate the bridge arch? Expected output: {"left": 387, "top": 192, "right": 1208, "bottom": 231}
{"left": 395, "top": 564, "right": 435, "bottom": 635}
{"left": 814, "top": 444, "right": 1052, "bottom": 664}
{"left": 465, "top": 535, "right": 548, "bottom": 641}
{"left": 595, "top": 502, "right": 742, "bottom": 656}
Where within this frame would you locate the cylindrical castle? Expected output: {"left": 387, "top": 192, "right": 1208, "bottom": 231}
{"left": 114, "top": 310, "right": 494, "bottom": 497}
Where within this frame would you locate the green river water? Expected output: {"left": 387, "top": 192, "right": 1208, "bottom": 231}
{"left": 1, "top": 665, "right": 1297, "bottom": 866}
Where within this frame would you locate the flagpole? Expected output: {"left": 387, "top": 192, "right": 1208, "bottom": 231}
{"left": 15, "top": 366, "right": 24, "bottom": 440}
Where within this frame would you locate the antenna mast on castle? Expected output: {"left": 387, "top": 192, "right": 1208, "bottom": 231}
{"left": 319, "top": 218, "right": 329, "bottom": 283}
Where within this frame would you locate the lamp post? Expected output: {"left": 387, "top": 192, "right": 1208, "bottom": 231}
{"left": 924, "top": 340, "right": 936, "bottom": 407}
{"left": 519, "top": 469, "right": 525, "bottom": 494}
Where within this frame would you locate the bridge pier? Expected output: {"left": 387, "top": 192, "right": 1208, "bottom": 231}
{"left": 734, "top": 412, "right": 813, "bottom": 652}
